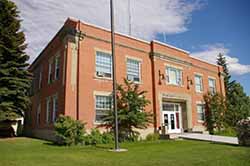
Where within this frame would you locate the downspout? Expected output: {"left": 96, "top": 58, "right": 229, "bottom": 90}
{"left": 150, "top": 42, "right": 158, "bottom": 133}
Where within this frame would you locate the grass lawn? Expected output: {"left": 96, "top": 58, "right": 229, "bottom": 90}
{"left": 0, "top": 137, "right": 249, "bottom": 166}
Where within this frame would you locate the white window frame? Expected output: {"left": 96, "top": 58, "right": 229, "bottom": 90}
{"left": 126, "top": 58, "right": 141, "bottom": 83}
{"left": 54, "top": 55, "right": 60, "bottom": 80}
{"left": 95, "top": 94, "right": 112, "bottom": 123}
{"left": 196, "top": 104, "right": 205, "bottom": 122}
{"left": 36, "top": 103, "right": 41, "bottom": 125}
{"left": 208, "top": 77, "right": 216, "bottom": 94}
{"left": 48, "top": 62, "right": 53, "bottom": 84}
{"left": 195, "top": 74, "right": 203, "bottom": 93}
{"left": 95, "top": 51, "right": 112, "bottom": 79}
{"left": 166, "top": 66, "right": 183, "bottom": 86}
{"left": 38, "top": 69, "right": 42, "bottom": 89}
{"left": 52, "top": 95, "right": 58, "bottom": 123}
{"left": 46, "top": 97, "right": 51, "bottom": 124}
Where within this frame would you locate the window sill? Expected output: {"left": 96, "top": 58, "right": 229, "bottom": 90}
{"left": 94, "top": 76, "right": 113, "bottom": 81}
{"left": 197, "top": 120, "right": 204, "bottom": 123}
{"left": 195, "top": 91, "right": 204, "bottom": 94}
{"left": 166, "top": 83, "right": 184, "bottom": 88}
{"left": 94, "top": 122, "right": 105, "bottom": 125}
{"left": 127, "top": 80, "right": 143, "bottom": 85}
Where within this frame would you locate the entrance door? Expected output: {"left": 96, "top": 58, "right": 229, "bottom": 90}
{"left": 162, "top": 103, "right": 182, "bottom": 133}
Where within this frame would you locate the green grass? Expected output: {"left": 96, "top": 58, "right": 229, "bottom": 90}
{"left": 0, "top": 137, "right": 249, "bottom": 166}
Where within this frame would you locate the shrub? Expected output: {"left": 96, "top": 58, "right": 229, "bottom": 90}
{"left": 101, "top": 132, "right": 114, "bottom": 144}
{"left": 146, "top": 133, "right": 160, "bottom": 141}
{"left": 214, "top": 127, "right": 237, "bottom": 137}
{"left": 84, "top": 128, "right": 113, "bottom": 145}
{"left": 236, "top": 118, "right": 250, "bottom": 146}
{"left": 54, "top": 115, "right": 86, "bottom": 146}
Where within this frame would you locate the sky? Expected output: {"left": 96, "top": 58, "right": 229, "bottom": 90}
{"left": 13, "top": 0, "right": 250, "bottom": 95}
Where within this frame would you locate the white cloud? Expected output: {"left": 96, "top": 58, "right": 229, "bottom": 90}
{"left": 13, "top": 0, "right": 203, "bottom": 62}
{"left": 191, "top": 44, "right": 250, "bottom": 75}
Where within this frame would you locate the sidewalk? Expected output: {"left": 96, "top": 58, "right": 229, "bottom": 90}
{"left": 178, "top": 133, "right": 239, "bottom": 145}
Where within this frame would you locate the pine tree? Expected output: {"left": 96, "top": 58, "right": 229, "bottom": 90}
{"left": 226, "top": 83, "right": 250, "bottom": 126}
{"left": 0, "top": 0, "right": 31, "bottom": 121}
{"left": 217, "top": 53, "right": 234, "bottom": 96}
{"left": 216, "top": 53, "right": 250, "bottom": 127}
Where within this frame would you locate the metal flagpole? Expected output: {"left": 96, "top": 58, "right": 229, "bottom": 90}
{"left": 110, "top": 0, "right": 119, "bottom": 151}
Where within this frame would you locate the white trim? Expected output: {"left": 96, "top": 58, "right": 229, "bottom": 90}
{"left": 190, "top": 55, "right": 220, "bottom": 68}
{"left": 194, "top": 74, "right": 204, "bottom": 93}
{"left": 93, "top": 92, "right": 112, "bottom": 124}
{"left": 52, "top": 94, "right": 58, "bottom": 122}
{"left": 194, "top": 72, "right": 203, "bottom": 76}
{"left": 165, "top": 66, "right": 183, "bottom": 86}
{"left": 196, "top": 101, "right": 205, "bottom": 104}
{"left": 152, "top": 40, "right": 190, "bottom": 54}
{"left": 126, "top": 57, "right": 142, "bottom": 84}
{"left": 46, "top": 97, "right": 51, "bottom": 124}
{"left": 93, "top": 91, "right": 112, "bottom": 96}
{"left": 208, "top": 76, "right": 216, "bottom": 80}
{"left": 165, "top": 63, "right": 184, "bottom": 70}
{"left": 95, "top": 49, "right": 113, "bottom": 79}
{"left": 48, "top": 62, "right": 52, "bottom": 84}
{"left": 94, "top": 47, "right": 112, "bottom": 54}
{"left": 125, "top": 55, "right": 143, "bottom": 62}
{"left": 38, "top": 69, "right": 42, "bottom": 89}
{"left": 68, "top": 17, "right": 150, "bottom": 45}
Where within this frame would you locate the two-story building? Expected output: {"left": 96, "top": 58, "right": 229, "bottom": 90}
{"left": 27, "top": 18, "right": 225, "bottom": 140}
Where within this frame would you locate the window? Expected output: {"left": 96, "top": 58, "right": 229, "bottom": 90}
{"left": 127, "top": 58, "right": 141, "bottom": 82}
{"left": 48, "top": 62, "right": 53, "bottom": 84}
{"left": 95, "top": 95, "right": 111, "bottom": 123}
{"left": 52, "top": 95, "right": 58, "bottom": 122}
{"left": 95, "top": 51, "right": 112, "bottom": 78}
{"left": 208, "top": 78, "right": 216, "bottom": 94}
{"left": 46, "top": 97, "right": 51, "bottom": 123}
{"left": 197, "top": 104, "right": 205, "bottom": 122}
{"left": 195, "top": 75, "right": 203, "bottom": 92}
{"left": 162, "top": 102, "right": 179, "bottom": 112}
{"left": 166, "top": 67, "right": 183, "bottom": 86}
{"left": 36, "top": 103, "right": 41, "bottom": 125}
{"left": 38, "top": 70, "right": 42, "bottom": 89}
{"left": 54, "top": 56, "right": 60, "bottom": 80}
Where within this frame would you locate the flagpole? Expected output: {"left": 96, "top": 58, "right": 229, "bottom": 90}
{"left": 110, "top": 0, "right": 119, "bottom": 151}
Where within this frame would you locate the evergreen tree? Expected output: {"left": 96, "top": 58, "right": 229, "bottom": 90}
{"left": 217, "top": 53, "right": 235, "bottom": 97}
{"left": 226, "top": 83, "right": 250, "bottom": 126}
{"left": 0, "top": 0, "right": 31, "bottom": 121}
{"left": 216, "top": 53, "right": 250, "bottom": 127}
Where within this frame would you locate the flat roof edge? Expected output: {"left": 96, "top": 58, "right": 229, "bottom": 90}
{"left": 190, "top": 55, "right": 220, "bottom": 67}
{"left": 152, "top": 40, "right": 190, "bottom": 54}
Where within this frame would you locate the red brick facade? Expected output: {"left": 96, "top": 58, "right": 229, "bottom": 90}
{"left": 28, "top": 18, "right": 225, "bottom": 139}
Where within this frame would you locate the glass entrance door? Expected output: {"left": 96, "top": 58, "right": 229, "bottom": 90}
{"left": 162, "top": 103, "right": 182, "bottom": 133}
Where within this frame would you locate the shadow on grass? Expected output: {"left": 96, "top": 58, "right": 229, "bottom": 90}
{"left": 43, "top": 141, "right": 114, "bottom": 150}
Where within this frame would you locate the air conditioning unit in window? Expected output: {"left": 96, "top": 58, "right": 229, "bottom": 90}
{"left": 96, "top": 71, "right": 105, "bottom": 77}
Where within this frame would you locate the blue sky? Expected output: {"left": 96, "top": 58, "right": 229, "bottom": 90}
{"left": 14, "top": 0, "right": 250, "bottom": 95}
{"left": 156, "top": 0, "right": 250, "bottom": 95}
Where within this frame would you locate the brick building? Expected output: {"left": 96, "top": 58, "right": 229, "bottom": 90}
{"left": 27, "top": 18, "right": 225, "bottom": 140}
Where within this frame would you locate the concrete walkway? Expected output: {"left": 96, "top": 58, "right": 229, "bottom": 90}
{"left": 178, "top": 133, "right": 239, "bottom": 145}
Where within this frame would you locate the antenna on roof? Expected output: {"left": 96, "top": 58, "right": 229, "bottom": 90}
{"left": 128, "top": 0, "right": 132, "bottom": 35}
